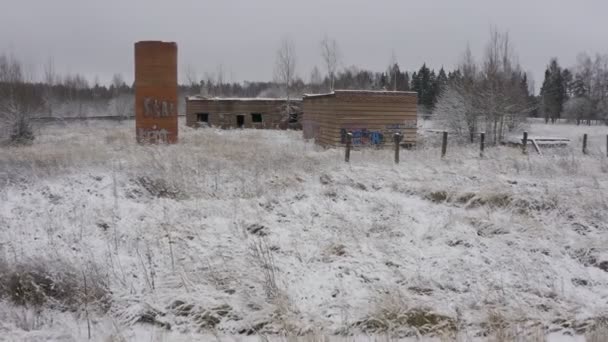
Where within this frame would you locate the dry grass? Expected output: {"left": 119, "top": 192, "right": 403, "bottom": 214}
{"left": 0, "top": 256, "right": 109, "bottom": 312}
{"left": 0, "top": 120, "right": 607, "bottom": 340}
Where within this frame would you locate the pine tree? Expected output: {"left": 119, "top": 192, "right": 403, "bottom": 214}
{"left": 520, "top": 73, "right": 529, "bottom": 97}
{"left": 402, "top": 71, "right": 410, "bottom": 91}
{"left": 427, "top": 69, "right": 437, "bottom": 108}
{"left": 410, "top": 71, "right": 419, "bottom": 93}
{"left": 540, "top": 59, "right": 566, "bottom": 123}
{"left": 572, "top": 73, "right": 588, "bottom": 97}
{"left": 562, "top": 68, "right": 573, "bottom": 98}
{"left": 435, "top": 67, "right": 449, "bottom": 99}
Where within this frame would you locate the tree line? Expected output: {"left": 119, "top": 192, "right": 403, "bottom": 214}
{"left": 540, "top": 54, "right": 608, "bottom": 124}
{"left": 1, "top": 30, "right": 606, "bottom": 145}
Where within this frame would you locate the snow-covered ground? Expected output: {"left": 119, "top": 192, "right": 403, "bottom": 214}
{"left": 0, "top": 120, "right": 607, "bottom": 341}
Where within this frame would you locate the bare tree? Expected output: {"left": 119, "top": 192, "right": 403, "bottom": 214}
{"left": 477, "top": 29, "right": 529, "bottom": 143}
{"left": 216, "top": 64, "right": 225, "bottom": 97}
{"left": 274, "top": 37, "right": 298, "bottom": 126}
{"left": 63, "top": 73, "right": 90, "bottom": 117}
{"left": 433, "top": 30, "right": 530, "bottom": 144}
{"left": 387, "top": 50, "right": 398, "bottom": 91}
{"left": 320, "top": 34, "right": 341, "bottom": 92}
{"left": 43, "top": 57, "right": 56, "bottom": 116}
{"left": 434, "top": 44, "right": 479, "bottom": 141}
{"left": 184, "top": 64, "right": 199, "bottom": 93}
{"left": 563, "top": 97, "right": 593, "bottom": 125}
{"left": 309, "top": 66, "right": 322, "bottom": 94}
{"left": 433, "top": 85, "right": 469, "bottom": 140}
{"left": 274, "top": 38, "right": 296, "bottom": 98}
{"left": 108, "top": 94, "right": 133, "bottom": 121}
{"left": 111, "top": 73, "right": 126, "bottom": 96}
{"left": 526, "top": 70, "right": 536, "bottom": 96}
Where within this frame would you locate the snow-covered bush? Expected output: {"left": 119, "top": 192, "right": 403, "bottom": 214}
{"left": 563, "top": 96, "right": 594, "bottom": 124}
{"left": 0, "top": 257, "right": 109, "bottom": 312}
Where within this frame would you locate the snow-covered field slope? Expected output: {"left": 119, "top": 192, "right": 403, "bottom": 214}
{"left": 0, "top": 120, "right": 607, "bottom": 341}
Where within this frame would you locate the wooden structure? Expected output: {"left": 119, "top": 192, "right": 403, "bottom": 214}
{"left": 134, "top": 41, "right": 178, "bottom": 143}
{"left": 186, "top": 96, "right": 302, "bottom": 129}
{"left": 302, "top": 90, "right": 417, "bottom": 147}
{"left": 504, "top": 136, "right": 570, "bottom": 148}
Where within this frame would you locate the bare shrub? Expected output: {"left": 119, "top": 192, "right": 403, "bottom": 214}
{"left": 249, "top": 237, "right": 280, "bottom": 300}
{"left": 108, "top": 94, "right": 134, "bottom": 121}
{"left": 136, "top": 176, "right": 184, "bottom": 199}
{"left": 0, "top": 257, "right": 109, "bottom": 312}
{"left": 356, "top": 291, "right": 456, "bottom": 336}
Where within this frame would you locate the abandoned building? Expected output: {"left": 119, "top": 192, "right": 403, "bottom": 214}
{"left": 302, "top": 90, "right": 418, "bottom": 147}
{"left": 186, "top": 96, "right": 302, "bottom": 129}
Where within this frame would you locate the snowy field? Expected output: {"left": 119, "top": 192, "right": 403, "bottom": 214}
{"left": 0, "top": 119, "right": 607, "bottom": 341}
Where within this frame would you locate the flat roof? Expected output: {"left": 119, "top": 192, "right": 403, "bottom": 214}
{"left": 187, "top": 95, "right": 301, "bottom": 102}
{"left": 303, "top": 90, "right": 417, "bottom": 99}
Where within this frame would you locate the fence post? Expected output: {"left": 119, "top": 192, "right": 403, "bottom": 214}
{"left": 606, "top": 134, "right": 608, "bottom": 158}
{"left": 441, "top": 131, "right": 448, "bottom": 158}
{"left": 480, "top": 132, "right": 485, "bottom": 158}
{"left": 394, "top": 133, "right": 402, "bottom": 164}
{"left": 522, "top": 131, "right": 528, "bottom": 155}
{"left": 345, "top": 132, "right": 352, "bottom": 163}
{"left": 583, "top": 134, "right": 588, "bottom": 155}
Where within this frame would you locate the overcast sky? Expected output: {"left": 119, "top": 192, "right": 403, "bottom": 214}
{"left": 1, "top": 0, "right": 607, "bottom": 92}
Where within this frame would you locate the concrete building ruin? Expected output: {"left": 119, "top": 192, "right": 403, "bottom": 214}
{"left": 186, "top": 96, "right": 302, "bottom": 129}
{"left": 302, "top": 90, "right": 418, "bottom": 147}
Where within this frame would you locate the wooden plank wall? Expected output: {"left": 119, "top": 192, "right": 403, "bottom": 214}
{"left": 303, "top": 92, "right": 417, "bottom": 147}
{"left": 186, "top": 100, "right": 289, "bottom": 129}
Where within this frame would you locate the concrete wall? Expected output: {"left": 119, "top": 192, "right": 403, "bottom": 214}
{"left": 186, "top": 99, "right": 295, "bottom": 129}
{"left": 134, "top": 41, "right": 178, "bottom": 143}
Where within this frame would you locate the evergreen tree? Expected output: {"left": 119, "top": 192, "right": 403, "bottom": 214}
{"left": 562, "top": 68, "right": 573, "bottom": 98}
{"left": 428, "top": 69, "right": 437, "bottom": 107}
{"left": 572, "top": 73, "right": 588, "bottom": 97}
{"left": 402, "top": 71, "right": 410, "bottom": 91}
{"left": 411, "top": 64, "right": 436, "bottom": 109}
{"left": 379, "top": 73, "right": 388, "bottom": 89}
{"left": 435, "top": 67, "right": 449, "bottom": 99}
{"left": 540, "top": 59, "right": 566, "bottom": 122}
{"left": 448, "top": 69, "right": 462, "bottom": 84}
{"left": 520, "top": 73, "right": 529, "bottom": 97}
{"left": 410, "top": 71, "right": 419, "bottom": 93}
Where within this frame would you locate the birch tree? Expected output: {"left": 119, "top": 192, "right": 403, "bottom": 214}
{"left": 274, "top": 37, "right": 298, "bottom": 121}
{"left": 320, "top": 35, "right": 341, "bottom": 92}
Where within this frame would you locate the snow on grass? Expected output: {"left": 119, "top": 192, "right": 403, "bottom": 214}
{"left": 0, "top": 120, "right": 607, "bottom": 341}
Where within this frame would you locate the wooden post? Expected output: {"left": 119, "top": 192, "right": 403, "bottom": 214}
{"left": 345, "top": 132, "right": 352, "bottom": 163}
{"left": 606, "top": 134, "right": 608, "bottom": 158}
{"left": 394, "top": 133, "right": 402, "bottom": 164}
{"left": 522, "top": 131, "right": 528, "bottom": 155}
{"left": 583, "top": 134, "right": 588, "bottom": 155}
{"left": 441, "top": 131, "right": 448, "bottom": 158}
{"left": 480, "top": 132, "right": 485, "bottom": 158}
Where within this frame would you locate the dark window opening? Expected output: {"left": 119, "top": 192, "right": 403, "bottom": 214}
{"left": 288, "top": 113, "right": 299, "bottom": 123}
{"left": 236, "top": 115, "right": 245, "bottom": 128}
{"left": 251, "top": 113, "right": 263, "bottom": 123}
{"left": 197, "top": 113, "right": 209, "bottom": 123}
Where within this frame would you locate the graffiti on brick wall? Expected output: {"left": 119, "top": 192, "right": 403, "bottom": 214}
{"left": 340, "top": 128, "right": 385, "bottom": 145}
{"left": 340, "top": 121, "right": 416, "bottom": 145}
{"left": 143, "top": 97, "right": 176, "bottom": 117}
{"left": 137, "top": 128, "right": 170, "bottom": 143}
